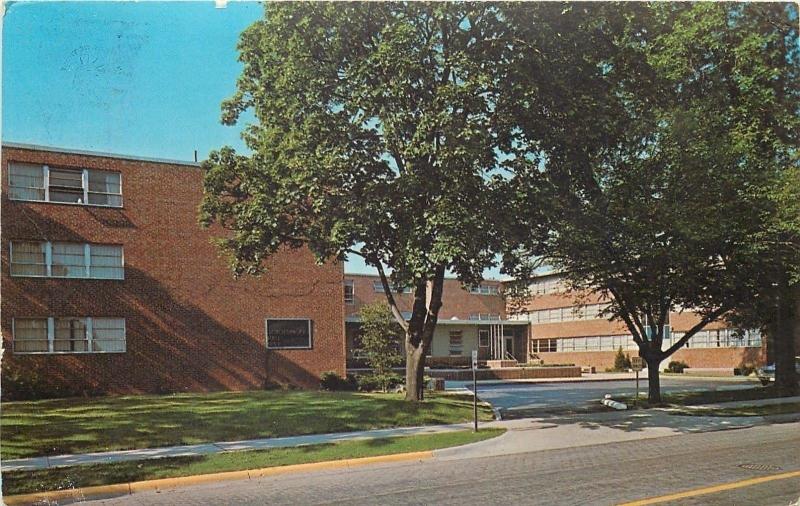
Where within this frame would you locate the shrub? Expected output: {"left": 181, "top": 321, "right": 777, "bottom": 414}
{"left": 666, "top": 360, "right": 689, "bottom": 373}
{"left": 613, "top": 347, "right": 632, "bottom": 371}
{"left": 735, "top": 365, "right": 756, "bottom": 376}
{"left": 320, "top": 371, "right": 357, "bottom": 391}
{"left": 357, "top": 372, "right": 402, "bottom": 392}
{"left": 356, "top": 303, "right": 404, "bottom": 389}
{"left": 1, "top": 359, "right": 102, "bottom": 400}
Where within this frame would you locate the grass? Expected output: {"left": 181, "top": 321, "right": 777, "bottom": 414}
{"left": 1, "top": 429, "right": 504, "bottom": 496}
{"left": 623, "top": 385, "right": 796, "bottom": 408}
{"left": 669, "top": 402, "right": 800, "bottom": 418}
{"left": 1, "top": 390, "right": 494, "bottom": 460}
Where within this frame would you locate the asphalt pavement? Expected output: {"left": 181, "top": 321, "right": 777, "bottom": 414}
{"left": 451, "top": 376, "right": 760, "bottom": 414}
{"left": 80, "top": 421, "right": 800, "bottom": 505}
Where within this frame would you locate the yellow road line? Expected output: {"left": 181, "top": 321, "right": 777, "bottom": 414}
{"left": 619, "top": 469, "right": 800, "bottom": 505}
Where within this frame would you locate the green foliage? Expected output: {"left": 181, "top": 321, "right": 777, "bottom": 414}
{"left": 319, "top": 371, "right": 357, "bottom": 392}
{"left": 666, "top": 361, "right": 689, "bottom": 374}
{"left": 501, "top": 4, "right": 799, "bottom": 403}
{"left": 356, "top": 373, "right": 403, "bottom": 393}
{"left": 357, "top": 303, "right": 404, "bottom": 391}
{"left": 1, "top": 360, "right": 101, "bottom": 401}
{"left": 199, "top": 3, "right": 519, "bottom": 287}
{"left": 613, "top": 348, "right": 632, "bottom": 372}
{"left": 199, "top": 2, "right": 535, "bottom": 400}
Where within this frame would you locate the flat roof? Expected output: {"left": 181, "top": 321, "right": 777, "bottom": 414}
{"left": 345, "top": 315, "right": 528, "bottom": 325}
{"left": 344, "top": 272, "right": 504, "bottom": 283}
{"left": 2, "top": 141, "right": 201, "bottom": 168}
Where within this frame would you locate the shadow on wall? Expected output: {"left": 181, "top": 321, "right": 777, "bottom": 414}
{"left": 1, "top": 209, "right": 322, "bottom": 400}
{"left": 738, "top": 346, "right": 766, "bottom": 370}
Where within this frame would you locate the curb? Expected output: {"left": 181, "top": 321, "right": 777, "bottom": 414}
{"left": 2, "top": 450, "right": 433, "bottom": 505}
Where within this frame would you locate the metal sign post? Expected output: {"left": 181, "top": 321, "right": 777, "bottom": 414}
{"left": 631, "top": 357, "right": 644, "bottom": 406}
{"left": 472, "top": 350, "right": 478, "bottom": 432}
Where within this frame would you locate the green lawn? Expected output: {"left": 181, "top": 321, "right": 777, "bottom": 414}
{"left": 2, "top": 429, "right": 504, "bottom": 496}
{"left": 669, "top": 402, "right": 800, "bottom": 417}
{"left": 625, "top": 385, "right": 795, "bottom": 408}
{"left": 1, "top": 391, "right": 494, "bottom": 460}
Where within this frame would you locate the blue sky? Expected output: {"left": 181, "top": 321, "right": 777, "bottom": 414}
{"left": 2, "top": 1, "right": 505, "bottom": 278}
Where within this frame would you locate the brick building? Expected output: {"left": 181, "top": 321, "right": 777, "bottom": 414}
{"left": 1, "top": 143, "right": 346, "bottom": 399}
{"left": 510, "top": 272, "right": 766, "bottom": 372}
{"left": 344, "top": 273, "right": 528, "bottom": 368}
{"left": 1, "top": 143, "right": 772, "bottom": 400}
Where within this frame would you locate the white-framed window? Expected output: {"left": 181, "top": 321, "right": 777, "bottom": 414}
{"left": 12, "top": 317, "right": 126, "bottom": 354}
{"left": 478, "top": 329, "right": 490, "bottom": 347}
{"left": 469, "top": 284, "right": 500, "bottom": 296}
{"left": 8, "top": 163, "right": 45, "bottom": 201}
{"left": 529, "top": 303, "right": 610, "bottom": 324}
{"left": 530, "top": 277, "right": 566, "bottom": 295}
{"left": 266, "top": 318, "right": 313, "bottom": 349}
{"left": 468, "top": 313, "right": 501, "bottom": 321}
{"left": 10, "top": 241, "right": 124, "bottom": 279}
{"left": 449, "top": 330, "right": 463, "bottom": 356}
{"left": 344, "top": 280, "right": 355, "bottom": 304}
{"left": 546, "top": 329, "right": 759, "bottom": 353}
{"left": 533, "top": 338, "right": 557, "bottom": 353}
{"left": 11, "top": 318, "right": 49, "bottom": 352}
{"left": 8, "top": 241, "right": 47, "bottom": 276}
{"left": 8, "top": 163, "right": 122, "bottom": 207}
{"left": 91, "top": 318, "right": 127, "bottom": 352}
{"left": 372, "top": 280, "right": 411, "bottom": 293}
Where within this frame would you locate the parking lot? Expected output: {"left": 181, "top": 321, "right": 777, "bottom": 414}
{"left": 450, "top": 376, "right": 761, "bottom": 414}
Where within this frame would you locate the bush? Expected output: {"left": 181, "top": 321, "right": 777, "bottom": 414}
{"left": 666, "top": 360, "right": 689, "bottom": 373}
{"left": 613, "top": 347, "right": 632, "bottom": 372}
{"left": 320, "top": 371, "right": 357, "bottom": 391}
{"left": 357, "top": 372, "right": 402, "bottom": 392}
{"left": 1, "top": 359, "right": 103, "bottom": 400}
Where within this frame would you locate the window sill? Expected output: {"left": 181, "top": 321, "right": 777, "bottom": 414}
{"left": 8, "top": 197, "right": 124, "bottom": 210}
{"left": 12, "top": 350, "right": 127, "bottom": 355}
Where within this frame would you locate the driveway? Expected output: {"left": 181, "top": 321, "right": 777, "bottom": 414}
{"left": 450, "top": 376, "right": 760, "bottom": 414}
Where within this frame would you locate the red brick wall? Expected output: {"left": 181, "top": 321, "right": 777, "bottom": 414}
{"left": 1, "top": 146, "right": 346, "bottom": 398}
{"left": 517, "top": 277, "right": 766, "bottom": 369}
{"left": 533, "top": 347, "right": 765, "bottom": 371}
{"left": 345, "top": 274, "right": 505, "bottom": 320}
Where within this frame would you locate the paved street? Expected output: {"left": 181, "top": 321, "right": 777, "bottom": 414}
{"left": 452, "top": 377, "right": 760, "bottom": 414}
{"left": 79, "top": 421, "right": 800, "bottom": 505}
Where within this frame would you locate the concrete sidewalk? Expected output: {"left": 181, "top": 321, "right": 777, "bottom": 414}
{"left": 439, "top": 412, "right": 800, "bottom": 461}
{"left": 1, "top": 423, "right": 475, "bottom": 472}
{"left": 667, "top": 394, "right": 800, "bottom": 410}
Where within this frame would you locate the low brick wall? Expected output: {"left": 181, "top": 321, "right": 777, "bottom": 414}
{"left": 426, "top": 356, "right": 471, "bottom": 368}
{"left": 429, "top": 366, "right": 582, "bottom": 381}
{"left": 682, "top": 368, "right": 736, "bottom": 377}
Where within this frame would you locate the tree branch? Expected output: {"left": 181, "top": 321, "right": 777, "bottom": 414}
{"left": 662, "top": 305, "right": 730, "bottom": 357}
{"left": 372, "top": 259, "right": 410, "bottom": 332}
{"left": 422, "top": 264, "right": 447, "bottom": 348}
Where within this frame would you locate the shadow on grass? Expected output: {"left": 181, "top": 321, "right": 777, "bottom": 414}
{"left": 1, "top": 391, "right": 491, "bottom": 459}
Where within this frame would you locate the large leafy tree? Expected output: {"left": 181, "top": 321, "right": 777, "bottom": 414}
{"left": 200, "top": 3, "right": 522, "bottom": 401}
{"left": 503, "top": 2, "right": 799, "bottom": 402}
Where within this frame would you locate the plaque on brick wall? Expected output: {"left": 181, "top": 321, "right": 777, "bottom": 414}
{"left": 266, "top": 319, "right": 312, "bottom": 349}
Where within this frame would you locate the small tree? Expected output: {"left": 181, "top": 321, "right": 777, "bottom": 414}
{"left": 613, "top": 347, "right": 629, "bottom": 372}
{"left": 358, "top": 303, "right": 403, "bottom": 392}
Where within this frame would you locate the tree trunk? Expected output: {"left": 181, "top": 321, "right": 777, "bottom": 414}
{"left": 774, "top": 287, "right": 799, "bottom": 394}
{"left": 645, "top": 355, "right": 662, "bottom": 404}
{"left": 405, "top": 338, "right": 426, "bottom": 402}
